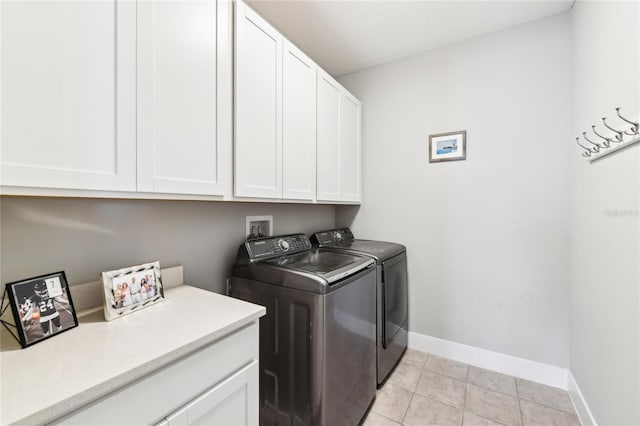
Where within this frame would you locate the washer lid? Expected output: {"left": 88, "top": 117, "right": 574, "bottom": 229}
{"left": 232, "top": 235, "right": 376, "bottom": 293}
{"left": 264, "top": 249, "right": 374, "bottom": 283}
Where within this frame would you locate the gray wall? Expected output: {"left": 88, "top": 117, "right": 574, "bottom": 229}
{"left": 337, "top": 14, "right": 572, "bottom": 367}
{"left": 0, "top": 197, "right": 335, "bottom": 293}
{"left": 570, "top": 1, "right": 639, "bottom": 424}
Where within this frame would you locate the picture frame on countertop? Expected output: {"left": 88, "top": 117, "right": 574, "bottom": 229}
{"left": 3, "top": 271, "right": 78, "bottom": 349}
{"left": 429, "top": 130, "right": 467, "bottom": 163}
{"left": 101, "top": 261, "right": 164, "bottom": 321}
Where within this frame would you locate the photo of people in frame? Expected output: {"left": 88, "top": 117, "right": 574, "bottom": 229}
{"left": 102, "top": 261, "right": 164, "bottom": 321}
{"left": 110, "top": 270, "right": 160, "bottom": 310}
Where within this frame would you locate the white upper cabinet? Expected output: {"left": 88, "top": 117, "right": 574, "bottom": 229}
{"left": 234, "top": 0, "right": 327, "bottom": 202}
{"left": 2, "top": 0, "right": 359, "bottom": 203}
{"left": 1, "top": 1, "right": 136, "bottom": 191}
{"left": 137, "top": 0, "right": 231, "bottom": 196}
{"left": 339, "top": 92, "right": 362, "bottom": 202}
{"left": 316, "top": 70, "right": 361, "bottom": 203}
{"left": 234, "top": 0, "right": 283, "bottom": 198}
{"left": 316, "top": 71, "right": 342, "bottom": 201}
{"left": 282, "top": 41, "right": 317, "bottom": 201}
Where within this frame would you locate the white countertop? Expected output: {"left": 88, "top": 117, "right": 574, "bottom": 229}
{"left": 0, "top": 285, "right": 265, "bottom": 425}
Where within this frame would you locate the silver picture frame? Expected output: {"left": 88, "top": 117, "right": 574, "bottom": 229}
{"left": 429, "top": 130, "right": 467, "bottom": 163}
{"left": 101, "top": 261, "right": 164, "bottom": 321}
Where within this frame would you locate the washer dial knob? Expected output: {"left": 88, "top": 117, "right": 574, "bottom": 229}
{"left": 279, "top": 239, "right": 290, "bottom": 251}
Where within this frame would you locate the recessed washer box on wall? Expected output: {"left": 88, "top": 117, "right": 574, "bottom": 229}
{"left": 245, "top": 215, "right": 273, "bottom": 239}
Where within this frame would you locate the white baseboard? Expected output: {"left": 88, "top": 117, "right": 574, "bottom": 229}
{"left": 408, "top": 331, "right": 568, "bottom": 389}
{"left": 567, "top": 370, "right": 598, "bottom": 426}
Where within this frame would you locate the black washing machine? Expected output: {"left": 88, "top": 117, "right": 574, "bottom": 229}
{"left": 311, "top": 228, "right": 408, "bottom": 386}
{"left": 228, "top": 233, "right": 377, "bottom": 425}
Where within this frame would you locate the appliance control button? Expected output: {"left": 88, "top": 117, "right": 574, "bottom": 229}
{"left": 279, "top": 239, "right": 290, "bottom": 251}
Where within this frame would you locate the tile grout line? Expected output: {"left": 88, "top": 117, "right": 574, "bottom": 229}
{"left": 515, "top": 378, "right": 525, "bottom": 426}
{"left": 468, "top": 368, "right": 559, "bottom": 405}
{"left": 422, "top": 367, "right": 469, "bottom": 382}
{"left": 516, "top": 393, "right": 579, "bottom": 416}
{"left": 462, "top": 383, "right": 513, "bottom": 426}
{"left": 462, "top": 364, "right": 470, "bottom": 426}
{"left": 409, "top": 359, "right": 470, "bottom": 422}
{"left": 401, "top": 391, "right": 416, "bottom": 425}
{"left": 417, "top": 392, "right": 466, "bottom": 412}
{"left": 464, "top": 383, "right": 515, "bottom": 426}
{"left": 461, "top": 381, "right": 469, "bottom": 426}
{"left": 372, "top": 411, "right": 402, "bottom": 425}
{"left": 472, "top": 411, "right": 511, "bottom": 426}
{"left": 518, "top": 396, "right": 582, "bottom": 418}
{"left": 413, "top": 369, "right": 469, "bottom": 410}
{"left": 401, "top": 352, "right": 428, "bottom": 425}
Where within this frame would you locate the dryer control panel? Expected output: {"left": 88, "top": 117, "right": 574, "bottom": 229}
{"left": 245, "top": 234, "right": 312, "bottom": 260}
{"left": 311, "top": 228, "right": 355, "bottom": 246}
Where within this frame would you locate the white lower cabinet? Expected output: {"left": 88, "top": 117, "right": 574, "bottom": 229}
{"left": 55, "top": 322, "right": 259, "bottom": 426}
{"left": 162, "top": 361, "right": 258, "bottom": 426}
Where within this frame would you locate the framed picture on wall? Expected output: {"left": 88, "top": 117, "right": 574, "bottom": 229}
{"left": 429, "top": 130, "right": 467, "bottom": 162}
{"left": 101, "top": 261, "right": 164, "bottom": 321}
{"left": 4, "top": 271, "right": 78, "bottom": 348}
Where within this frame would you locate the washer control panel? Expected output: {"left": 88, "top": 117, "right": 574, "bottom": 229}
{"left": 246, "top": 234, "right": 312, "bottom": 260}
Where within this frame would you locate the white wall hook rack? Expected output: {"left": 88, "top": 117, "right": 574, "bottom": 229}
{"left": 575, "top": 106, "right": 639, "bottom": 163}
{"left": 588, "top": 135, "right": 640, "bottom": 163}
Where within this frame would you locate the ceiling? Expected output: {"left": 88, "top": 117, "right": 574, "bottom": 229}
{"left": 246, "top": 0, "right": 574, "bottom": 77}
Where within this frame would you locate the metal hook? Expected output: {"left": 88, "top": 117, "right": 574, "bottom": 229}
{"left": 576, "top": 137, "right": 592, "bottom": 157}
{"left": 591, "top": 125, "right": 611, "bottom": 147}
{"left": 602, "top": 117, "right": 624, "bottom": 142}
{"left": 615, "top": 107, "right": 639, "bottom": 135}
{"left": 583, "top": 132, "right": 603, "bottom": 150}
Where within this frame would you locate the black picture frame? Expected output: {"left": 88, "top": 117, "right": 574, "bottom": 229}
{"left": 5, "top": 271, "right": 78, "bottom": 348}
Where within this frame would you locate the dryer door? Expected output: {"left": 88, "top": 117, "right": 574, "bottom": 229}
{"left": 381, "top": 253, "right": 408, "bottom": 348}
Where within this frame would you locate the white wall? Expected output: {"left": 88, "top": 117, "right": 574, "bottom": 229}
{"left": 570, "top": 1, "right": 640, "bottom": 424}
{"left": 337, "top": 14, "right": 572, "bottom": 367}
{"left": 0, "top": 197, "right": 335, "bottom": 293}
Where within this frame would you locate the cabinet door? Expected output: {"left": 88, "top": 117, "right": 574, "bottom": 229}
{"left": 340, "top": 92, "right": 361, "bottom": 202}
{"left": 316, "top": 70, "right": 342, "bottom": 201}
{"left": 137, "top": 0, "right": 230, "bottom": 196}
{"left": 165, "top": 361, "right": 258, "bottom": 426}
{"left": 234, "top": 0, "right": 282, "bottom": 198}
{"left": 0, "top": 0, "right": 136, "bottom": 191}
{"left": 282, "top": 40, "right": 316, "bottom": 200}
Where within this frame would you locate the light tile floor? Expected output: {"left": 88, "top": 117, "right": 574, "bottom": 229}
{"left": 362, "top": 349, "right": 581, "bottom": 426}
